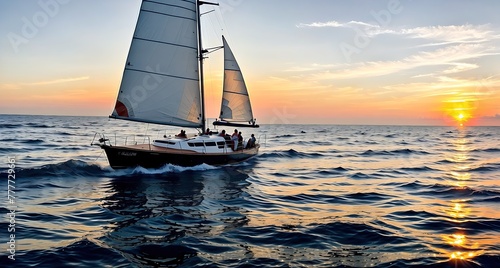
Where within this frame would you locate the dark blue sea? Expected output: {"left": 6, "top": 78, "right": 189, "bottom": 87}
{"left": 1, "top": 114, "right": 499, "bottom": 267}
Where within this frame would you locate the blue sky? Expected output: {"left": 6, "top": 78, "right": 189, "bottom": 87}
{"left": 1, "top": 0, "right": 500, "bottom": 125}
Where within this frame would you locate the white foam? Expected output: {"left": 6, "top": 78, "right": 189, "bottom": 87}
{"left": 131, "top": 163, "right": 219, "bottom": 174}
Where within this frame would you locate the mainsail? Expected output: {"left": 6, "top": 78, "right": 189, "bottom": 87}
{"left": 219, "top": 36, "right": 255, "bottom": 124}
{"left": 110, "top": 0, "right": 202, "bottom": 128}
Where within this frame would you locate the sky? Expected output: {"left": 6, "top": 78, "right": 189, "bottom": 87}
{"left": 1, "top": 0, "right": 500, "bottom": 126}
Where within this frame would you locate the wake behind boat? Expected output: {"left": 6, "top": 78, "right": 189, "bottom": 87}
{"left": 94, "top": 0, "right": 260, "bottom": 169}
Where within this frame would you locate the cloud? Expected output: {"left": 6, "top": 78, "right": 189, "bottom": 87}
{"left": 298, "top": 21, "right": 499, "bottom": 44}
{"left": 297, "top": 21, "right": 345, "bottom": 28}
{"left": 284, "top": 63, "right": 339, "bottom": 72}
{"left": 24, "top": 76, "right": 90, "bottom": 86}
{"left": 442, "top": 63, "right": 479, "bottom": 74}
{"left": 294, "top": 21, "right": 500, "bottom": 108}
{"left": 402, "top": 24, "right": 496, "bottom": 44}
{"left": 378, "top": 75, "right": 500, "bottom": 100}
{"left": 411, "top": 63, "right": 479, "bottom": 78}
{"left": 1, "top": 84, "right": 22, "bottom": 90}
{"left": 310, "top": 44, "right": 495, "bottom": 80}
{"left": 481, "top": 114, "right": 500, "bottom": 120}
{"left": 1, "top": 76, "right": 91, "bottom": 90}
{"left": 297, "top": 20, "right": 395, "bottom": 36}
{"left": 297, "top": 20, "right": 376, "bottom": 29}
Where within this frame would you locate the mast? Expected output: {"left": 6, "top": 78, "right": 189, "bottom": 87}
{"left": 196, "top": 0, "right": 206, "bottom": 132}
{"left": 197, "top": 1, "right": 218, "bottom": 132}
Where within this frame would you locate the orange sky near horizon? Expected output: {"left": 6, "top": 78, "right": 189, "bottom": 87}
{"left": 2, "top": 68, "right": 500, "bottom": 126}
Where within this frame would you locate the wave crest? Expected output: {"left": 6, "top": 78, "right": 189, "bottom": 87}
{"left": 18, "top": 160, "right": 107, "bottom": 178}
{"left": 260, "top": 149, "right": 324, "bottom": 159}
{"left": 131, "top": 163, "right": 219, "bottom": 175}
{"left": 16, "top": 159, "right": 221, "bottom": 178}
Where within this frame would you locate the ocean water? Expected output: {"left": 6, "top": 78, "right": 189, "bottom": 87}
{"left": 1, "top": 114, "right": 499, "bottom": 267}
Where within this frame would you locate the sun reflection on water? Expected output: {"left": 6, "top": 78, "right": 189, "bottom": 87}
{"left": 442, "top": 128, "right": 483, "bottom": 262}
{"left": 445, "top": 201, "right": 471, "bottom": 219}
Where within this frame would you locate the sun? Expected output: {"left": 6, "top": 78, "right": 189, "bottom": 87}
{"left": 455, "top": 112, "right": 466, "bottom": 123}
{"left": 443, "top": 98, "right": 475, "bottom": 126}
{"left": 453, "top": 111, "right": 470, "bottom": 126}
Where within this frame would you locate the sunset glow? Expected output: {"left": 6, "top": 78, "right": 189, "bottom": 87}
{"left": 442, "top": 96, "right": 477, "bottom": 126}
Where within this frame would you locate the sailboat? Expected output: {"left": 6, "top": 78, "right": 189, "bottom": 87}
{"left": 96, "top": 0, "right": 260, "bottom": 169}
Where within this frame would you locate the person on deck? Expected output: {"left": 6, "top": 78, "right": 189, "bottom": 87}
{"left": 220, "top": 130, "right": 231, "bottom": 150}
{"left": 238, "top": 131, "right": 243, "bottom": 150}
{"left": 205, "top": 128, "right": 211, "bottom": 135}
{"left": 231, "top": 129, "right": 239, "bottom": 150}
{"left": 246, "top": 134, "right": 256, "bottom": 149}
{"left": 176, "top": 130, "right": 187, "bottom": 138}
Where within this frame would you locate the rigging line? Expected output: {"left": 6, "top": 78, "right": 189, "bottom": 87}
{"left": 207, "top": 8, "right": 220, "bottom": 45}
{"left": 199, "top": 5, "right": 220, "bottom": 54}
{"left": 201, "top": 9, "right": 215, "bottom": 16}
{"left": 203, "top": 46, "right": 224, "bottom": 55}
{"left": 215, "top": 6, "right": 229, "bottom": 40}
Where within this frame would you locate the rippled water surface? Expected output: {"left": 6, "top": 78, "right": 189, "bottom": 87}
{"left": 1, "top": 115, "right": 499, "bottom": 267}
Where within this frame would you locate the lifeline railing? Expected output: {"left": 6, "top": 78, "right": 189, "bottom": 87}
{"left": 91, "top": 132, "right": 152, "bottom": 150}
{"left": 92, "top": 132, "right": 260, "bottom": 153}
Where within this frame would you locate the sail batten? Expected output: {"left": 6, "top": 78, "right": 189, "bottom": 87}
{"left": 219, "top": 36, "right": 255, "bottom": 123}
{"left": 125, "top": 68, "right": 199, "bottom": 82}
{"left": 142, "top": 10, "right": 196, "bottom": 21}
{"left": 111, "top": 0, "right": 202, "bottom": 127}
{"left": 132, "top": 37, "right": 197, "bottom": 50}
{"left": 223, "top": 90, "right": 249, "bottom": 96}
{"left": 144, "top": 0, "right": 196, "bottom": 11}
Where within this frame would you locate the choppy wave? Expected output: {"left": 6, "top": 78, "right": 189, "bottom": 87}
{"left": 293, "top": 140, "right": 333, "bottom": 146}
{"left": 259, "top": 149, "right": 324, "bottom": 159}
{"left": 361, "top": 148, "right": 430, "bottom": 156}
{"left": 472, "top": 147, "right": 500, "bottom": 153}
{"left": 273, "top": 134, "right": 297, "bottom": 138}
{"left": 0, "top": 123, "right": 24, "bottom": 129}
{"left": 401, "top": 166, "right": 438, "bottom": 172}
{"left": 131, "top": 163, "right": 219, "bottom": 174}
{"left": 18, "top": 160, "right": 107, "bottom": 178}
{"left": 20, "top": 139, "right": 45, "bottom": 144}
{"left": 16, "top": 159, "right": 220, "bottom": 179}
{"left": 317, "top": 166, "right": 349, "bottom": 175}
{"left": 15, "top": 239, "right": 128, "bottom": 267}
{"left": 26, "top": 122, "right": 53, "bottom": 128}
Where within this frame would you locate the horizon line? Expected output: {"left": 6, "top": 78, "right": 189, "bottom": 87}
{"left": 1, "top": 113, "right": 499, "bottom": 127}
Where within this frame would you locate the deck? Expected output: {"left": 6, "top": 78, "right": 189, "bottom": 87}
{"left": 112, "top": 143, "right": 259, "bottom": 156}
